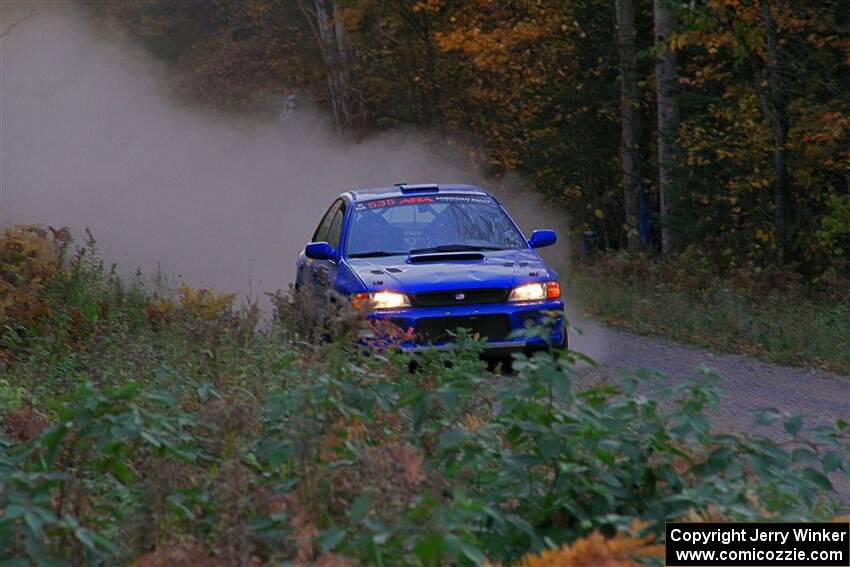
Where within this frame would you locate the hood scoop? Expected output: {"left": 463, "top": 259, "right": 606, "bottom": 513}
{"left": 407, "top": 252, "right": 485, "bottom": 264}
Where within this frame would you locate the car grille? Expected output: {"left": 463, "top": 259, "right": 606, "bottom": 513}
{"left": 412, "top": 288, "right": 509, "bottom": 307}
{"left": 415, "top": 314, "right": 511, "bottom": 344}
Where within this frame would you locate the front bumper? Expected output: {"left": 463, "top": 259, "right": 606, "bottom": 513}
{"left": 368, "top": 299, "right": 565, "bottom": 352}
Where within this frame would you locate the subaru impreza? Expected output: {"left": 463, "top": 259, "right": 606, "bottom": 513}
{"left": 295, "top": 184, "right": 566, "bottom": 354}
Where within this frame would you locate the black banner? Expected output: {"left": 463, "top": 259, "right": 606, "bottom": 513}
{"left": 666, "top": 522, "right": 850, "bottom": 566}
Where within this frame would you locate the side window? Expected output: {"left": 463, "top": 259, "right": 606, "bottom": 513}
{"left": 325, "top": 201, "right": 347, "bottom": 250}
{"left": 312, "top": 200, "right": 341, "bottom": 243}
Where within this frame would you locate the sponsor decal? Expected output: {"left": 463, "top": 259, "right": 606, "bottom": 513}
{"left": 355, "top": 194, "right": 493, "bottom": 211}
{"left": 434, "top": 195, "right": 493, "bottom": 205}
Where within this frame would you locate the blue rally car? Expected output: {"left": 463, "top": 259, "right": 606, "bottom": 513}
{"left": 295, "top": 183, "right": 566, "bottom": 354}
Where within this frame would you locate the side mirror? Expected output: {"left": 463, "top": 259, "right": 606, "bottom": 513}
{"left": 528, "top": 229, "right": 557, "bottom": 249}
{"left": 305, "top": 241, "right": 334, "bottom": 260}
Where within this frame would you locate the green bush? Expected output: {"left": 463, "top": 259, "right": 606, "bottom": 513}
{"left": 1, "top": 235, "right": 848, "bottom": 565}
{"left": 3, "top": 332, "right": 848, "bottom": 565}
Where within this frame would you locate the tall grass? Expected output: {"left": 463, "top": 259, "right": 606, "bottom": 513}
{"left": 572, "top": 253, "right": 850, "bottom": 374}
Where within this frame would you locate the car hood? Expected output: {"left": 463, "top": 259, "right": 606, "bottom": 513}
{"left": 346, "top": 249, "right": 552, "bottom": 293}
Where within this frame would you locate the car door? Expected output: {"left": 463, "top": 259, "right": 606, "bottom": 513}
{"left": 297, "top": 199, "right": 339, "bottom": 291}
{"left": 299, "top": 199, "right": 346, "bottom": 318}
{"left": 317, "top": 200, "right": 347, "bottom": 304}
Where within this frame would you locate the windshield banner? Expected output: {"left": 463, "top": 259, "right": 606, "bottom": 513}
{"left": 354, "top": 194, "right": 493, "bottom": 211}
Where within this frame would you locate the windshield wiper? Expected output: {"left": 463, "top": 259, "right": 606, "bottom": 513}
{"left": 348, "top": 250, "right": 407, "bottom": 258}
{"left": 409, "top": 244, "right": 504, "bottom": 255}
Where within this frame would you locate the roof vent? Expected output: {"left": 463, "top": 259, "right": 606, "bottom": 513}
{"left": 397, "top": 183, "right": 440, "bottom": 194}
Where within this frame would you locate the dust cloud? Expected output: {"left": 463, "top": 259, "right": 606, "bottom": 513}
{"left": 0, "top": 1, "right": 576, "bottom": 316}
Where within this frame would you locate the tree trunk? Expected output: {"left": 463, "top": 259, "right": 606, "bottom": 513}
{"left": 298, "top": 0, "right": 354, "bottom": 133}
{"left": 331, "top": 1, "right": 354, "bottom": 126}
{"left": 760, "top": 0, "right": 789, "bottom": 266}
{"left": 654, "top": 0, "right": 679, "bottom": 255}
{"left": 420, "top": 10, "right": 447, "bottom": 138}
{"left": 614, "top": 0, "right": 642, "bottom": 252}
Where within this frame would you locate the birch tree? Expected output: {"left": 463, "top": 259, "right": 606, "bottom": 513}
{"left": 298, "top": 0, "right": 354, "bottom": 133}
{"left": 614, "top": 0, "right": 641, "bottom": 251}
{"left": 654, "top": 0, "right": 679, "bottom": 255}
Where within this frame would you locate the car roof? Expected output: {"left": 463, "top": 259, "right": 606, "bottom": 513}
{"left": 346, "top": 183, "right": 491, "bottom": 202}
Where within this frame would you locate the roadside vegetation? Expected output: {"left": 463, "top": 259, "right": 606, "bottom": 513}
{"left": 572, "top": 252, "right": 850, "bottom": 375}
{"left": 2, "top": 226, "right": 848, "bottom": 565}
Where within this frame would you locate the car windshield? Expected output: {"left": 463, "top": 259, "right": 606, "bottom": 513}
{"left": 346, "top": 194, "right": 527, "bottom": 258}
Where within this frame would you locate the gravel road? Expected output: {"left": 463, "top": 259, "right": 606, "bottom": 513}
{"left": 567, "top": 316, "right": 850, "bottom": 506}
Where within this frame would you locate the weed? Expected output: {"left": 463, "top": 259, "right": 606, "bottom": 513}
{"left": 573, "top": 253, "right": 850, "bottom": 374}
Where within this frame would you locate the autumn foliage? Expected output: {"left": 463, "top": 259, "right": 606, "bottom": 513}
{"left": 0, "top": 225, "right": 59, "bottom": 330}
{"left": 84, "top": 0, "right": 849, "bottom": 280}
{"left": 146, "top": 282, "right": 237, "bottom": 323}
{"left": 0, "top": 226, "right": 238, "bottom": 363}
{"left": 511, "top": 529, "right": 664, "bottom": 567}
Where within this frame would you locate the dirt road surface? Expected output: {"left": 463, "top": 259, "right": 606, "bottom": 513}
{"left": 568, "top": 316, "right": 850, "bottom": 507}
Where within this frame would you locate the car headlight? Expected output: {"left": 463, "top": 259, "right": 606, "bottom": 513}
{"left": 352, "top": 291, "right": 411, "bottom": 310}
{"left": 372, "top": 291, "right": 411, "bottom": 309}
{"left": 509, "top": 281, "right": 561, "bottom": 302}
